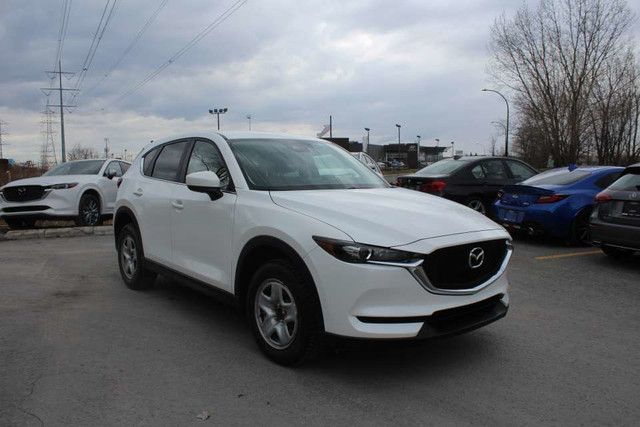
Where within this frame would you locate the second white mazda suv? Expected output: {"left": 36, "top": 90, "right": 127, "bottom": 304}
{"left": 114, "top": 132, "right": 512, "bottom": 365}
{"left": 1, "top": 159, "right": 130, "bottom": 229}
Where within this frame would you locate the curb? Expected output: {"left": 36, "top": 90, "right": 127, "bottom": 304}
{"left": 1, "top": 226, "right": 113, "bottom": 241}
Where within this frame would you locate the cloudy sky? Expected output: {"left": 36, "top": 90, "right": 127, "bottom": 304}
{"left": 1, "top": 0, "right": 639, "bottom": 162}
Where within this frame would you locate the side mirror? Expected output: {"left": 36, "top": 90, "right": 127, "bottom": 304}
{"left": 106, "top": 170, "right": 117, "bottom": 179}
{"left": 186, "top": 171, "right": 223, "bottom": 201}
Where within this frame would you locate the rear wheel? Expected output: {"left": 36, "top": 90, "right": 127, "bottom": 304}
{"left": 76, "top": 193, "right": 102, "bottom": 226}
{"left": 601, "top": 245, "right": 634, "bottom": 258}
{"left": 4, "top": 218, "right": 36, "bottom": 230}
{"left": 117, "top": 223, "right": 156, "bottom": 290}
{"left": 247, "top": 260, "right": 323, "bottom": 366}
{"left": 569, "top": 209, "right": 591, "bottom": 246}
{"left": 465, "top": 197, "right": 487, "bottom": 215}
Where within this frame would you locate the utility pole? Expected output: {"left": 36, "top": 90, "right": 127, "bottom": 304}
{"left": 246, "top": 114, "right": 252, "bottom": 131}
{"left": 44, "top": 61, "right": 77, "bottom": 163}
{"left": 0, "top": 120, "right": 9, "bottom": 159}
{"left": 104, "top": 138, "right": 110, "bottom": 158}
{"left": 329, "top": 115, "right": 333, "bottom": 138}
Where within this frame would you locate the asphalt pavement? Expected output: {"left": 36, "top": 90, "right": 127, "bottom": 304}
{"left": 1, "top": 235, "right": 639, "bottom": 426}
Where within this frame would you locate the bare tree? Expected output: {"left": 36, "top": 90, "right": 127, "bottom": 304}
{"left": 67, "top": 144, "right": 100, "bottom": 161}
{"left": 489, "top": 0, "right": 637, "bottom": 166}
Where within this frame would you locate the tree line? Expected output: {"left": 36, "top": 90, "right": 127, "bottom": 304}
{"left": 489, "top": 0, "right": 639, "bottom": 168}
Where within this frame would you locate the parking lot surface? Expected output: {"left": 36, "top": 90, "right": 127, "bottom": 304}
{"left": 1, "top": 235, "right": 639, "bottom": 426}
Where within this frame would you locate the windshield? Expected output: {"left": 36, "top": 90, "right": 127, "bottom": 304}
{"left": 415, "top": 159, "right": 469, "bottom": 175}
{"left": 610, "top": 168, "right": 640, "bottom": 191}
{"left": 522, "top": 168, "right": 590, "bottom": 186}
{"left": 228, "top": 139, "right": 389, "bottom": 190}
{"left": 43, "top": 160, "right": 105, "bottom": 176}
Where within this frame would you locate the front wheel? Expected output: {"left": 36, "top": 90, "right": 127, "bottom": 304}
{"left": 76, "top": 193, "right": 102, "bottom": 226}
{"left": 117, "top": 223, "right": 157, "bottom": 290}
{"left": 247, "top": 260, "right": 323, "bottom": 366}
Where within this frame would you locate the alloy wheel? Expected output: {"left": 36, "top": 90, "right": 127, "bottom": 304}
{"left": 120, "top": 236, "right": 138, "bottom": 279}
{"left": 468, "top": 199, "right": 486, "bottom": 215}
{"left": 254, "top": 279, "right": 298, "bottom": 350}
{"left": 82, "top": 198, "right": 100, "bottom": 225}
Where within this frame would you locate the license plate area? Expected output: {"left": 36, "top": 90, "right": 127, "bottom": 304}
{"left": 500, "top": 209, "right": 523, "bottom": 224}
{"left": 622, "top": 201, "right": 640, "bottom": 218}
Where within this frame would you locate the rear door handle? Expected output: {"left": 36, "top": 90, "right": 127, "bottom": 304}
{"left": 133, "top": 189, "right": 143, "bottom": 197}
{"left": 171, "top": 201, "right": 184, "bottom": 210}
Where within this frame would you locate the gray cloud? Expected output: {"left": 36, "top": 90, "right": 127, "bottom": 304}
{"left": 1, "top": 0, "right": 638, "bottom": 161}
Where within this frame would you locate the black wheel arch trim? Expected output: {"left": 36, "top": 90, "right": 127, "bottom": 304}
{"left": 114, "top": 206, "right": 143, "bottom": 254}
{"left": 234, "top": 235, "right": 325, "bottom": 329}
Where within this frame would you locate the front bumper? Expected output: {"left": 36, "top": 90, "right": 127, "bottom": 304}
{"left": 0, "top": 189, "right": 78, "bottom": 219}
{"left": 304, "top": 236, "right": 510, "bottom": 340}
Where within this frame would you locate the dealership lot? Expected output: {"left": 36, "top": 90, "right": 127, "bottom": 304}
{"left": 1, "top": 235, "right": 638, "bottom": 426}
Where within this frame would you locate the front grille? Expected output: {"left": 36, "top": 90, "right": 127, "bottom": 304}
{"left": 2, "top": 186, "right": 46, "bottom": 202}
{"left": 422, "top": 239, "right": 508, "bottom": 290}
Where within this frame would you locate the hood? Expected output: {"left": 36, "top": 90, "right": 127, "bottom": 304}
{"left": 270, "top": 188, "right": 503, "bottom": 247}
{"left": 1, "top": 175, "right": 97, "bottom": 189}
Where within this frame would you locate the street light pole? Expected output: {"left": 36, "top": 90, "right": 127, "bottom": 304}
{"left": 482, "top": 88, "right": 510, "bottom": 157}
{"left": 416, "top": 135, "right": 421, "bottom": 164}
{"left": 246, "top": 114, "right": 251, "bottom": 131}
{"left": 451, "top": 141, "right": 455, "bottom": 158}
{"left": 395, "top": 124, "right": 401, "bottom": 144}
{"left": 208, "top": 108, "right": 228, "bottom": 130}
{"left": 364, "top": 127, "right": 370, "bottom": 154}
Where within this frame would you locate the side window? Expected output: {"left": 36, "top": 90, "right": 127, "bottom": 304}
{"left": 482, "top": 160, "right": 508, "bottom": 179}
{"left": 595, "top": 172, "right": 621, "bottom": 189}
{"left": 151, "top": 141, "right": 189, "bottom": 182}
{"left": 119, "top": 162, "right": 130, "bottom": 173}
{"left": 104, "top": 161, "right": 123, "bottom": 177}
{"left": 143, "top": 147, "right": 161, "bottom": 177}
{"left": 186, "top": 140, "right": 231, "bottom": 190}
{"left": 469, "top": 164, "right": 486, "bottom": 180}
{"left": 506, "top": 160, "right": 536, "bottom": 181}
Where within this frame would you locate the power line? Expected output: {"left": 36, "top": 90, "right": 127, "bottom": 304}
{"left": 83, "top": 0, "right": 170, "bottom": 98}
{"left": 66, "top": 0, "right": 120, "bottom": 107}
{"left": 109, "top": 0, "right": 248, "bottom": 107}
{"left": 53, "top": 0, "right": 73, "bottom": 73}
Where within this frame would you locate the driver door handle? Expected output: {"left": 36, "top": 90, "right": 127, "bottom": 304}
{"left": 133, "top": 189, "right": 143, "bottom": 197}
{"left": 171, "top": 201, "right": 184, "bottom": 210}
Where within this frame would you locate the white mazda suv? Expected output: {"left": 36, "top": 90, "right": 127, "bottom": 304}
{"left": 1, "top": 159, "right": 130, "bottom": 229}
{"left": 114, "top": 132, "right": 511, "bottom": 365}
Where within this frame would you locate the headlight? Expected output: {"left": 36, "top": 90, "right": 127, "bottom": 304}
{"left": 312, "top": 236, "right": 422, "bottom": 266}
{"left": 47, "top": 183, "right": 78, "bottom": 190}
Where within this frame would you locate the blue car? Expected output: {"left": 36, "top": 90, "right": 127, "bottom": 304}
{"left": 494, "top": 166, "right": 624, "bottom": 244}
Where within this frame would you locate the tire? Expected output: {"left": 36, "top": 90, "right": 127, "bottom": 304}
{"left": 601, "top": 245, "right": 634, "bottom": 258}
{"left": 4, "top": 218, "right": 36, "bottom": 230}
{"left": 247, "top": 260, "right": 324, "bottom": 366}
{"left": 117, "top": 223, "right": 157, "bottom": 290}
{"left": 75, "top": 193, "right": 102, "bottom": 226}
{"left": 465, "top": 197, "right": 487, "bottom": 215}
{"left": 569, "top": 209, "right": 592, "bottom": 246}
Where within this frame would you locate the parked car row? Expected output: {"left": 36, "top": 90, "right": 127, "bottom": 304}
{"left": 397, "top": 157, "right": 639, "bottom": 252}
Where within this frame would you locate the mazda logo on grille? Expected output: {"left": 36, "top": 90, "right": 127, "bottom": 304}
{"left": 17, "top": 187, "right": 27, "bottom": 197}
{"left": 468, "top": 247, "right": 485, "bottom": 269}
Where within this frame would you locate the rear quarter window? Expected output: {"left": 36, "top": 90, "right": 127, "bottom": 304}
{"left": 143, "top": 147, "right": 161, "bottom": 176}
